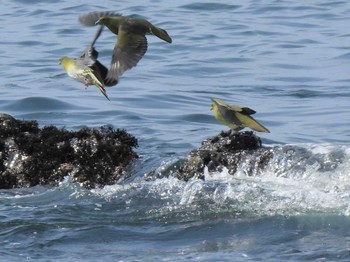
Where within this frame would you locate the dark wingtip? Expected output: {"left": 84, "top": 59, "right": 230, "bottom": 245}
{"left": 104, "top": 77, "right": 119, "bottom": 87}
{"left": 100, "top": 88, "right": 110, "bottom": 101}
{"left": 88, "top": 46, "right": 99, "bottom": 59}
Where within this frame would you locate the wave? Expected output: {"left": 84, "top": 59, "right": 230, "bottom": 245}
{"left": 91, "top": 143, "right": 350, "bottom": 217}
{"left": 1, "top": 143, "right": 349, "bottom": 218}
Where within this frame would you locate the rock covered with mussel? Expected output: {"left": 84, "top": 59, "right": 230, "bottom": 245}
{"left": 0, "top": 114, "right": 138, "bottom": 189}
{"left": 174, "top": 130, "right": 273, "bottom": 181}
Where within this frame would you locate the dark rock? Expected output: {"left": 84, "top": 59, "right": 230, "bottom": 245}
{"left": 174, "top": 130, "right": 273, "bottom": 181}
{"left": 0, "top": 114, "right": 138, "bottom": 189}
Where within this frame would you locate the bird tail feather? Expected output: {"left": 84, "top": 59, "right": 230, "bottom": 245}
{"left": 151, "top": 26, "right": 172, "bottom": 43}
{"left": 85, "top": 70, "right": 110, "bottom": 100}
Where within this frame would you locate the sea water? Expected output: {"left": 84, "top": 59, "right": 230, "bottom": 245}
{"left": 1, "top": 0, "right": 350, "bottom": 261}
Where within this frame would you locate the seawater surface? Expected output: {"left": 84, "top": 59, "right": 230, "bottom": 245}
{"left": 1, "top": 0, "right": 350, "bottom": 261}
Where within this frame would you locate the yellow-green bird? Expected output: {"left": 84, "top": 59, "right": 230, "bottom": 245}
{"left": 59, "top": 25, "right": 112, "bottom": 100}
{"left": 79, "top": 11, "right": 172, "bottom": 85}
{"left": 59, "top": 56, "right": 109, "bottom": 100}
{"left": 75, "top": 28, "right": 118, "bottom": 88}
{"left": 211, "top": 98, "right": 270, "bottom": 133}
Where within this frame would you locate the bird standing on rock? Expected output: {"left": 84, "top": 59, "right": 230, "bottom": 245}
{"left": 211, "top": 98, "right": 270, "bottom": 133}
{"left": 79, "top": 11, "right": 172, "bottom": 85}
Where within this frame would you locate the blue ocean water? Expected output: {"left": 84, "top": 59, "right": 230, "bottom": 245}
{"left": 1, "top": 0, "right": 350, "bottom": 261}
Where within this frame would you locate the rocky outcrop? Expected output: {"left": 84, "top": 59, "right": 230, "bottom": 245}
{"left": 174, "top": 130, "right": 273, "bottom": 181}
{"left": 0, "top": 114, "right": 138, "bottom": 189}
{"left": 0, "top": 114, "right": 279, "bottom": 189}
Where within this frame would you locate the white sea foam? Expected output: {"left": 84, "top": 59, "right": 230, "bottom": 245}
{"left": 90, "top": 143, "right": 350, "bottom": 216}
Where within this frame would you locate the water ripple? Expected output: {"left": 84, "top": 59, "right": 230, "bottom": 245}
{"left": 2, "top": 97, "right": 89, "bottom": 112}
{"left": 1, "top": 1, "right": 350, "bottom": 259}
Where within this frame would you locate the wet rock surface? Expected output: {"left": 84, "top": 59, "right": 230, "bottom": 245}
{"left": 0, "top": 114, "right": 282, "bottom": 189}
{"left": 0, "top": 114, "right": 138, "bottom": 189}
{"left": 174, "top": 130, "right": 273, "bottom": 181}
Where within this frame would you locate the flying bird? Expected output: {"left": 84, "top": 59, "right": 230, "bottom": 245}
{"left": 59, "top": 25, "right": 116, "bottom": 100}
{"left": 76, "top": 24, "right": 118, "bottom": 87}
{"left": 211, "top": 98, "right": 270, "bottom": 133}
{"left": 79, "top": 11, "right": 172, "bottom": 85}
{"left": 59, "top": 55, "right": 109, "bottom": 100}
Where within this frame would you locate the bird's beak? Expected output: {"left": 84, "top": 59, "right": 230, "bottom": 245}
{"left": 95, "top": 19, "right": 101, "bottom": 25}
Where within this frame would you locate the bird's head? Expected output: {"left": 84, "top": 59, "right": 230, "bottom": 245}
{"left": 210, "top": 98, "right": 219, "bottom": 111}
{"left": 95, "top": 16, "right": 120, "bottom": 35}
{"left": 59, "top": 56, "right": 74, "bottom": 71}
{"left": 59, "top": 56, "right": 68, "bottom": 64}
{"left": 96, "top": 17, "right": 107, "bottom": 25}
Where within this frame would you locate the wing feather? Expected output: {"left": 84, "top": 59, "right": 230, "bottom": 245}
{"left": 105, "top": 28, "right": 148, "bottom": 85}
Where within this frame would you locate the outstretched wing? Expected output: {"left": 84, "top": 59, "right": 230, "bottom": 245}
{"left": 105, "top": 27, "right": 148, "bottom": 85}
{"left": 76, "top": 25, "right": 103, "bottom": 67}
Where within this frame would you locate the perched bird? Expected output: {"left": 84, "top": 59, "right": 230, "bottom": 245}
{"left": 79, "top": 11, "right": 172, "bottom": 85}
{"left": 211, "top": 98, "right": 270, "bottom": 133}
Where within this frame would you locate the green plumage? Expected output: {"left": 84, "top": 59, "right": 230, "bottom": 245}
{"left": 59, "top": 21, "right": 117, "bottom": 100}
{"left": 79, "top": 11, "right": 172, "bottom": 85}
{"left": 211, "top": 98, "right": 270, "bottom": 133}
{"left": 59, "top": 56, "right": 110, "bottom": 100}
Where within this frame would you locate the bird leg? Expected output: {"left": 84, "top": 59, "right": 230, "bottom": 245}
{"left": 83, "top": 78, "right": 90, "bottom": 89}
{"left": 229, "top": 129, "right": 240, "bottom": 136}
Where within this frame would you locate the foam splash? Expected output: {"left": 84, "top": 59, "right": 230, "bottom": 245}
{"left": 91, "top": 143, "right": 350, "bottom": 216}
{"left": 3, "top": 143, "right": 348, "bottom": 217}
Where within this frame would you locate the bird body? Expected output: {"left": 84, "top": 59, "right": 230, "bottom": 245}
{"left": 98, "top": 16, "right": 172, "bottom": 43}
{"left": 59, "top": 20, "right": 117, "bottom": 100}
{"left": 79, "top": 11, "right": 172, "bottom": 85}
{"left": 211, "top": 98, "right": 270, "bottom": 133}
{"left": 75, "top": 25, "right": 119, "bottom": 87}
{"left": 59, "top": 56, "right": 109, "bottom": 100}
{"left": 76, "top": 45, "right": 118, "bottom": 87}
